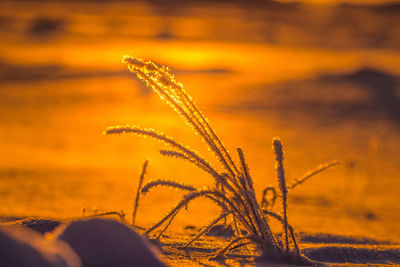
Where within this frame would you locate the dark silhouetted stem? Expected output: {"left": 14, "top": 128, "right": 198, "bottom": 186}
{"left": 133, "top": 160, "right": 148, "bottom": 225}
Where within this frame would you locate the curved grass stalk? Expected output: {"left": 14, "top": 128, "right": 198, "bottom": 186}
{"left": 288, "top": 160, "right": 339, "bottom": 190}
{"left": 123, "top": 58, "right": 237, "bottom": 176}
{"left": 141, "top": 179, "right": 196, "bottom": 194}
{"left": 105, "top": 126, "right": 239, "bottom": 187}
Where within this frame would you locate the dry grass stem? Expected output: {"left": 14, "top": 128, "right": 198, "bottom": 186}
{"left": 141, "top": 179, "right": 196, "bottom": 194}
{"left": 184, "top": 211, "right": 232, "bottom": 248}
{"left": 273, "top": 138, "right": 289, "bottom": 254}
{"left": 132, "top": 160, "right": 148, "bottom": 225}
{"left": 289, "top": 160, "right": 339, "bottom": 190}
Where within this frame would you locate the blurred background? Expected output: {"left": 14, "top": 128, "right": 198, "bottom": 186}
{"left": 0, "top": 0, "right": 399, "bottom": 242}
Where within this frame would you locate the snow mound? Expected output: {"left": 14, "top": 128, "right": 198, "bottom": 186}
{"left": 54, "top": 218, "right": 166, "bottom": 267}
{"left": 0, "top": 225, "right": 81, "bottom": 267}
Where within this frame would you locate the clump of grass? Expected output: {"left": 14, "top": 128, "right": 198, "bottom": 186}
{"left": 104, "top": 56, "right": 337, "bottom": 264}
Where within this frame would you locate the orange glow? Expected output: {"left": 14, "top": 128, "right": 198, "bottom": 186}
{"left": 0, "top": 0, "right": 400, "bottom": 257}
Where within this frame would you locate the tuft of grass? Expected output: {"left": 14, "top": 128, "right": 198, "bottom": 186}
{"left": 104, "top": 56, "right": 337, "bottom": 264}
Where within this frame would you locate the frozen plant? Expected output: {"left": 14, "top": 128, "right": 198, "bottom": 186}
{"left": 105, "top": 56, "right": 337, "bottom": 264}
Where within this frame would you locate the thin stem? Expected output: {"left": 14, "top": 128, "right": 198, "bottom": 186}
{"left": 133, "top": 160, "right": 148, "bottom": 225}
{"left": 289, "top": 160, "right": 339, "bottom": 190}
{"left": 273, "top": 138, "right": 289, "bottom": 254}
{"left": 184, "top": 211, "right": 231, "bottom": 248}
{"left": 213, "top": 235, "right": 265, "bottom": 258}
{"left": 155, "top": 210, "right": 179, "bottom": 240}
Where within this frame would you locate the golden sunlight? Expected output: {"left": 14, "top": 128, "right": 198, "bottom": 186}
{"left": 0, "top": 0, "right": 399, "bottom": 266}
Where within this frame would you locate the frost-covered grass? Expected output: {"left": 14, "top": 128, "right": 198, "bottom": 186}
{"left": 105, "top": 56, "right": 338, "bottom": 264}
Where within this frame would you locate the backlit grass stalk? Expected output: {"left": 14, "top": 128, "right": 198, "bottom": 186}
{"left": 273, "top": 138, "right": 289, "bottom": 254}
{"left": 289, "top": 160, "right": 339, "bottom": 190}
{"left": 261, "top": 160, "right": 338, "bottom": 211}
{"left": 122, "top": 56, "right": 238, "bottom": 177}
{"left": 141, "top": 179, "right": 196, "bottom": 194}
